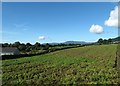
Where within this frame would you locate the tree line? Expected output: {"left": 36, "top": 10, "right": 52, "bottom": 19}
{"left": 1, "top": 42, "right": 81, "bottom": 53}
{"left": 1, "top": 38, "right": 115, "bottom": 53}
{"left": 2, "top": 42, "right": 48, "bottom": 52}
{"left": 97, "top": 38, "right": 113, "bottom": 44}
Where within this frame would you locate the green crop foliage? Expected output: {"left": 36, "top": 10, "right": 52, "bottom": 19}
{"left": 2, "top": 44, "right": 119, "bottom": 85}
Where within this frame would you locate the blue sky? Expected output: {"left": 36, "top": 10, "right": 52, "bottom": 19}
{"left": 2, "top": 2, "right": 118, "bottom": 44}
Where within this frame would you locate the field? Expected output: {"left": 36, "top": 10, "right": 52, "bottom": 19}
{"left": 2, "top": 44, "right": 119, "bottom": 85}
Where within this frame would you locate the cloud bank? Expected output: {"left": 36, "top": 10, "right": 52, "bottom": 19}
{"left": 104, "top": 6, "right": 119, "bottom": 28}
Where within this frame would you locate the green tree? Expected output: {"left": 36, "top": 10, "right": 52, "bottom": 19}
{"left": 97, "top": 38, "right": 103, "bottom": 45}
{"left": 34, "top": 42, "right": 41, "bottom": 50}
{"left": 108, "top": 38, "right": 112, "bottom": 44}
{"left": 43, "top": 43, "right": 49, "bottom": 50}
{"left": 3, "top": 43, "right": 9, "bottom": 47}
{"left": 26, "top": 43, "right": 32, "bottom": 46}
{"left": 103, "top": 39, "right": 109, "bottom": 44}
{"left": 13, "top": 41, "right": 21, "bottom": 47}
{"left": 18, "top": 43, "right": 26, "bottom": 51}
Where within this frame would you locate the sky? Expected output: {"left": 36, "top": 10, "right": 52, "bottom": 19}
{"left": 2, "top": 2, "right": 119, "bottom": 44}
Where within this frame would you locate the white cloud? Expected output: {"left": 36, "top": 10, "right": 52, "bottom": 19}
{"left": 89, "top": 24, "right": 103, "bottom": 34}
{"left": 38, "top": 36, "right": 45, "bottom": 40}
{"left": 104, "top": 6, "right": 119, "bottom": 28}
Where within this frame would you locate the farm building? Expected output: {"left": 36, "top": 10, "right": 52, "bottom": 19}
{"left": 0, "top": 47, "right": 20, "bottom": 55}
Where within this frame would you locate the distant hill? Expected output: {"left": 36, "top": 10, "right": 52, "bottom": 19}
{"left": 112, "top": 36, "right": 120, "bottom": 42}
{"left": 43, "top": 36, "right": 120, "bottom": 45}
{"left": 43, "top": 42, "right": 59, "bottom": 45}
{"left": 43, "top": 41, "right": 93, "bottom": 45}
{"left": 47, "top": 43, "right": 60, "bottom": 45}
{"left": 63, "top": 41, "right": 89, "bottom": 45}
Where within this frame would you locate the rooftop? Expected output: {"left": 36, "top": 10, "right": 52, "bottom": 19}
{"left": 1, "top": 47, "right": 19, "bottom": 53}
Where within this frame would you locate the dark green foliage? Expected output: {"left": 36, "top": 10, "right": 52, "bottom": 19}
{"left": 97, "top": 38, "right": 103, "bottom": 45}
{"left": 43, "top": 43, "right": 50, "bottom": 50}
{"left": 18, "top": 43, "right": 26, "bottom": 51}
{"left": 13, "top": 41, "right": 21, "bottom": 47}
{"left": 108, "top": 38, "right": 112, "bottom": 43}
{"left": 97, "top": 36, "right": 120, "bottom": 45}
{"left": 112, "top": 36, "right": 120, "bottom": 42}
{"left": 2, "top": 42, "right": 82, "bottom": 55}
